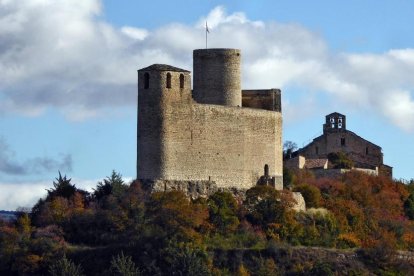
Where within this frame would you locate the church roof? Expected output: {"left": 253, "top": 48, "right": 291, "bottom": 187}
{"left": 138, "top": 64, "right": 190, "bottom": 72}
{"left": 326, "top": 112, "right": 345, "bottom": 118}
{"left": 304, "top": 158, "right": 328, "bottom": 169}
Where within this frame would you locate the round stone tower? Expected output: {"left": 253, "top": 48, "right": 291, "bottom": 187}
{"left": 193, "top": 48, "right": 241, "bottom": 107}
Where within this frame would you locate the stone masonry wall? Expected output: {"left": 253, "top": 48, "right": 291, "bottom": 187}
{"left": 299, "top": 131, "right": 383, "bottom": 168}
{"left": 137, "top": 69, "right": 192, "bottom": 180}
{"left": 161, "top": 101, "right": 283, "bottom": 190}
{"left": 242, "top": 89, "right": 282, "bottom": 112}
{"left": 193, "top": 49, "right": 241, "bottom": 107}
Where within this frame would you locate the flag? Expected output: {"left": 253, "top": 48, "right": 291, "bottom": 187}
{"left": 206, "top": 21, "right": 210, "bottom": 33}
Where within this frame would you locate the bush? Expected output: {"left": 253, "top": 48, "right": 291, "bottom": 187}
{"left": 293, "top": 184, "right": 321, "bottom": 208}
{"left": 161, "top": 242, "right": 211, "bottom": 276}
{"left": 110, "top": 251, "right": 141, "bottom": 276}
{"left": 48, "top": 255, "right": 83, "bottom": 276}
{"left": 327, "top": 152, "right": 354, "bottom": 169}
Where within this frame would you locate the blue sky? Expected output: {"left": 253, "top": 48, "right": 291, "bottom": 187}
{"left": 1, "top": 0, "right": 413, "bottom": 209}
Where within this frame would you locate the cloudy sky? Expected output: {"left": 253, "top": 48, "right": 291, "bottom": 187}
{"left": 1, "top": 0, "right": 413, "bottom": 210}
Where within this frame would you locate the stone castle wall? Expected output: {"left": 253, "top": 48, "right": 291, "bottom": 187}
{"left": 161, "top": 101, "right": 283, "bottom": 190}
{"left": 242, "top": 89, "right": 282, "bottom": 112}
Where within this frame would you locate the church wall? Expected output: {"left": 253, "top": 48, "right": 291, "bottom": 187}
{"left": 299, "top": 131, "right": 383, "bottom": 168}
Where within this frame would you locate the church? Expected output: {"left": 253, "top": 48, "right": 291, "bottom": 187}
{"left": 285, "top": 112, "right": 392, "bottom": 177}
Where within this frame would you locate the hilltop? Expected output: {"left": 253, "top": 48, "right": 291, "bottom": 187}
{"left": 1, "top": 170, "right": 414, "bottom": 275}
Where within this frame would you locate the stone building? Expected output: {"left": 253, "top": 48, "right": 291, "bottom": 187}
{"left": 285, "top": 112, "right": 392, "bottom": 177}
{"left": 137, "top": 48, "right": 283, "bottom": 191}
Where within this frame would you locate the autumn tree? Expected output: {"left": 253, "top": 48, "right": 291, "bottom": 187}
{"left": 207, "top": 191, "right": 240, "bottom": 233}
{"left": 145, "top": 190, "right": 209, "bottom": 243}
{"left": 31, "top": 172, "right": 89, "bottom": 227}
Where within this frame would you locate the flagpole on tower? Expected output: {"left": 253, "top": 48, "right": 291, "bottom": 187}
{"left": 205, "top": 21, "right": 209, "bottom": 49}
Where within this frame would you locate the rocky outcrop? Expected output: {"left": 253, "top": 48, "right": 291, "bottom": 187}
{"left": 141, "top": 179, "right": 219, "bottom": 199}
{"left": 140, "top": 179, "right": 306, "bottom": 212}
{"left": 291, "top": 192, "right": 306, "bottom": 212}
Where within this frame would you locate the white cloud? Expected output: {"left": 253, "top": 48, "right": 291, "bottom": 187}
{"left": 0, "top": 176, "right": 134, "bottom": 210}
{"left": 381, "top": 90, "right": 414, "bottom": 131}
{"left": 0, "top": 181, "right": 49, "bottom": 210}
{"left": 0, "top": 2, "right": 414, "bottom": 131}
{"left": 121, "top": 26, "right": 148, "bottom": 40}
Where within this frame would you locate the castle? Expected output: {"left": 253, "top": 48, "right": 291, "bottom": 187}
{"left": 285, "top": 112, "right": 393, "bottom": 177}
{"left": 137, "top": 49, "right": 283, "bottom": 190}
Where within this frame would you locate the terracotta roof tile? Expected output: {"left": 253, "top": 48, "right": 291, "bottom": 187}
{"left": 304, "top": 158, "right": 328, "bottom": 169}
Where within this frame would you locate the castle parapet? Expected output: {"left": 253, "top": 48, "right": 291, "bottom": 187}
{"left": 242, "top": 89, "right": 281, "bottom": 112}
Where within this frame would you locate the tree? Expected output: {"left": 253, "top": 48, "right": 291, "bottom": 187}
{"left": 283, "top": 168, "right": 295, "bottom": 189}
{"left": 207, "top": 191, "right": 239, "bottom": 233}
{"left": 48, "top": 255, "right": 83, "bottom": 276}
{"left": 327, "top": 152, "right": 354, "bottom": 169}
{"left": 404, "top": 193, "right": 414, "bottom": 220}
{"left": 161, "top": 242, "right": 211, "bottom": 276}
{"left": 110, "top": 251, "right": 141, "bottom": 276}
{"left": 283, "top": 141, "right": 297, "bottom": 159}
{"left": 47, "top": 172, "right": 77, "bottom": 199}
{"left": 293, "top": 184, "right": 321, "bottom": 208}
{"left": 252, "top": 257, "right": 278, "bottom": 276}
{"left": 146, "top": 190, "right": 209, "bottom": 242}
{"left": 94, "top": 170, "right": 127, "bottom": 200}
{"left": 244, "top": 186, "right": 299, "bottom": 242}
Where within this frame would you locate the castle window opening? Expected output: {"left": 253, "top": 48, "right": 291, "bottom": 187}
{"left": 366, "top": 147, "right": 369, "bottom": 155}
{"left": 144, "top": 72, "right": 150, "bottom": 89}
{"left": 179, "top": 74, "right": 184, "bottom": 88}
{"left": 166, "top": 73, "right": 171, "bottom": 88}
{"left": 341, "top": 138, "right": 346, "bottom": 146}
{"left": 315, "top": 146, "right": 319, "bottom": 155}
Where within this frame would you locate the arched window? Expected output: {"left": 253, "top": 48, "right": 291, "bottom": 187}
{"left": 166, "top": 73, "right": 171, "bottom": 88}
{"left": 180, "top": 74, "right": 184, "bottom": 88}
{"left": 144, "top": 72, "right": 150, "bottom": 89}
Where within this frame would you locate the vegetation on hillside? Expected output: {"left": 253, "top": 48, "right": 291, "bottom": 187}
{"left": 1, "top": 170, "right": 414, "bottom": 275}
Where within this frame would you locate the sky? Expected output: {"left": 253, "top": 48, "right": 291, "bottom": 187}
{"left": 1, "top": 0, "right": 414, "bottom": 210}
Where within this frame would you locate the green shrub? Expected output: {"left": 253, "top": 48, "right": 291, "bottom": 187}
{"left": 110, "top": 251, "right": 141, "bottom": 276}
{"left": 48, "top": 255, "right": 83, "bottom": 276}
